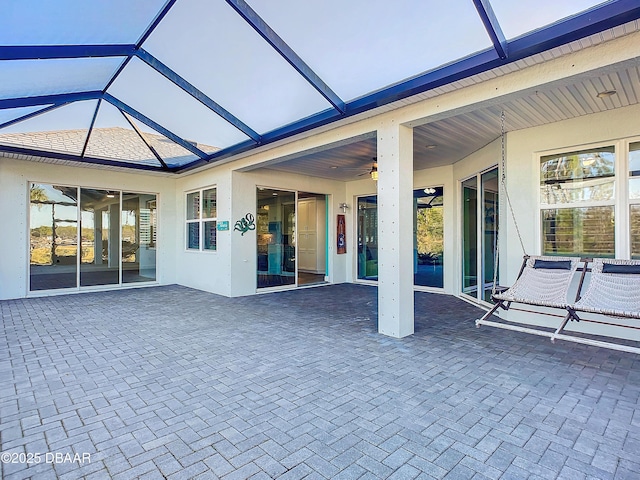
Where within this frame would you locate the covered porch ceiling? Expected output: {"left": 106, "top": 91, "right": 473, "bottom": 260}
{"left": 251, "top": 50, "right": 640, "bottom": 182}
{"left": 1, "top": 1, "right": 640, "bottom": 174}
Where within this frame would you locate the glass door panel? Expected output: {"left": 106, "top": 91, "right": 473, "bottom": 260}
{"left": 257, "top": 188, "right": 296, "bottom": 288}
{"left": 29, "top": 184, "right": 78, "bottom": 291}
{"left": 461, "top": 167, "right": 499, "bottom": 301}
{"left": 357, "top": 195, "right": 378, "bottom": 280}
{"left": 462, "top": 178, "right": 478, "bottom": 295}
{"left": 80, "top": 189, "right": 119, "bottom": 286}
{"left": 30, "top": 183, "right": 157, "bottom": 291}
{"left": 122, "top": 192, "right": 157, "bottom": 283}
{"left": 414, "top": 187, "right": 444, "bottom": 287}
{"left": 482, "top": 169, "right": 499, "bottom": 301}
{"left": 297, "top": 192, "right": 327, "bottom": 286}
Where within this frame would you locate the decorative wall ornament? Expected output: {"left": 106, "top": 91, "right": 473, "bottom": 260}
{"left": 234, "top": 213, "right": 255, "bottom": 235}
{"left": 337, "top": 214, "right": 346, "bottom": 254}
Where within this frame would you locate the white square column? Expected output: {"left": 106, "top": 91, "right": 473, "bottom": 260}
{"left": 377, "top": 120, "right": 414, "bottom": 338}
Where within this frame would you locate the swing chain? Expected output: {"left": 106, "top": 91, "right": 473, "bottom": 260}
{"left": 499, "top": 111, "right": 527, "bottom": 256}
{"left": 492, "top": 111, "right": 528, "bottom": 296}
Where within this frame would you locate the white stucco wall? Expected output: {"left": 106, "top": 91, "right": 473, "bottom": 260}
{"left": 174, "top": 165, "right": 348, "bottom": 297}
{"left": 495, "top": 103, "right": 640, "bottom": 340}
{"left": 174, "top": 168, "right": 233, "bottom": 296}
{"left": 0, "top": 158, "right": 177, "bottom": 300}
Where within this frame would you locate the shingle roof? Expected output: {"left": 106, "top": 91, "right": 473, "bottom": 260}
{"left": 0, "top": 127, "right": 218, "bottom": 168}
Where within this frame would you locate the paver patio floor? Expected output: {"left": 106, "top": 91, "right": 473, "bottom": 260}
{"left": 1, "top": 284, "right": 639, "bottom": 479}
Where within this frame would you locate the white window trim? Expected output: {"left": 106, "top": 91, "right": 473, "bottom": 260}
{"left": 185, "top": 186, "right": 217, "bottom": 252}
{"left": 536, "top": 138, "right": 640, "bottom": 259}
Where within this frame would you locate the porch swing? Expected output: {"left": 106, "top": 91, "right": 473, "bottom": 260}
{"left": 475, "top": 112, "right": 640, "bottom": 355}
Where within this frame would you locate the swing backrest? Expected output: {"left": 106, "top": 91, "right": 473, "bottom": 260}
{"left": 496, "top": 255, "right": 581, "bottom": 307}
{"left": 572, "top": 258, "right": 640, "bottom": 318}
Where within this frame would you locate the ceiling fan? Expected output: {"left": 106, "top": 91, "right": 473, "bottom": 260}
{"left": 356, "top": 158, "right": 378, "bottom": 180}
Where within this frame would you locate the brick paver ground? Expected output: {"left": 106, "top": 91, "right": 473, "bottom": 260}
{"left": 1, "top": 284, "right": 639, "bottom": 479}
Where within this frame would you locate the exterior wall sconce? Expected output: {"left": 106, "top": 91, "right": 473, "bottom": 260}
{"left": 370, "top": 159, "right": 378, "bottom": 181}
{"left": 339, "top": 203, "right": 349, "bottom": 213}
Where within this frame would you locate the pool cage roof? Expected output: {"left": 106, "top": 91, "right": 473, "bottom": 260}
{"left": 1, "top": 0, "right": 640, "bottom": 173}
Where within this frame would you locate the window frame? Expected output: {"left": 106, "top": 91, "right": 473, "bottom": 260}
{"left": 536, "top": 139, "right": 640, "bottom": 259}
{"left": 28, "top": 181, "right": 159, "bottom": 291}
{"left": 627, "top": 138, "right": 640, "bottom": 258}
{"left": 185, "top": 186, "right": 217, "bottom": 252}
{"left": 414, "top": 185, "right": 445, "bottom": 291}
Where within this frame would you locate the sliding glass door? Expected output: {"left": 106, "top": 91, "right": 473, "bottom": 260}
{"left": 80, "top": 189, "right": 119, "bottom": 286}
{"left": 414, "top": 187, "right": 444, "bottom": 288}
{"left": 357, "top": 195, "right": 378, "bottom": 280}
{"left": 256, "top": 188, "right": 296, "bottom": 288}
{"left": 461, "top": 167, "right": 499, "bottom": 301}
{"left": 30, "top": 183, "right": 157, "bottom": 291}
{"left": 29, "top": 184, "right": 79, "bottom": 291}
{"left": 122, "top": 193, "right": 157, "bottom": 283}
{"left": 356, "top": 190, "right": 445, "bottom": 287}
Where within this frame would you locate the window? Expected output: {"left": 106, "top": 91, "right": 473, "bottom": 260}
{"left": 630, "top": 142, "right": 640, "bottom": 258}
{"left": 186, "top": 187, "right": 217, "bottom": 251}
{"left": 540, "top": 147, "right": 615, "bottom": 257}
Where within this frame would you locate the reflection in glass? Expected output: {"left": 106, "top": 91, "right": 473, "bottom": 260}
{"left": 122, "top": 193, "right": 157, "bottom": 283}
{"left": 80, "top": 189, "right": 120, "bottom": 286}
{"left": 482, "top": 169, "right": 499, "bottom": 302}
{"left": 540, "top": 147, "right": 615, "bottom": 205}
{"left": 202, "top": 188, "right": 217, "bottom": 218}
{"left": 631, "top": 143, "right": 640, "bottom": 258}
{"left": 632, "top": 205, "right": 640, "bottom": 259}
{"left": 297, "top": 192, "right": 327, "bottom": 286}
{"left": 542, "top": 206, "right": 614, "bottom": 258}
{"left": 414, "top": 188, "right": 444, "bottom": 288}
{"left": 186, "top": 191, "right": 200, "bottom": 250}
{"left": 357, "top": 196, "right": 378, "bottom": 280}
{"left": 257, "top": 189, "right": 296, "bottom": 288}
{"left": 203, "top": 221, "right": 217, "bottom": 250}
{"left": 462, "top": 178, "right": 478, "bottom": 295}
{"left": 629, "top": 142, "right": 640, "bottom": 200}
{"left": 187, "top": 223, "right": 200, "bottom": 250}
{"left": 187, "top": 191, "right": 200, "bottom": 220}
{"left": 29, "top": 184, "right": 78, "bottom": 290}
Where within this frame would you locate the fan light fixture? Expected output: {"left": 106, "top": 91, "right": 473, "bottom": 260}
{"left": 370, "top": 159, "right": 378, "bottom": 181}
{"left": 423, "top": 187, "right": 436, "bottom": 194}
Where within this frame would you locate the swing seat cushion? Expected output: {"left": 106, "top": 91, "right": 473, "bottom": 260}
{"left": 533, "top": 259, "right": 573, "bottom": 270}
{"left": 602, "top": 263, "right": 640, "bottom": 274}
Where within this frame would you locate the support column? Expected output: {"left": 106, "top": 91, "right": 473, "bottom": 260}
{"left": 377, "top": 120, "right": 414, "bottom": 338}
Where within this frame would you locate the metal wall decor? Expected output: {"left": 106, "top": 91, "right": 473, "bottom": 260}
{"left": 337, "top": 214, "right": 346, "bottom": 254}
{"left": 234, "top": 213, "right": 255, "bottom": 235}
